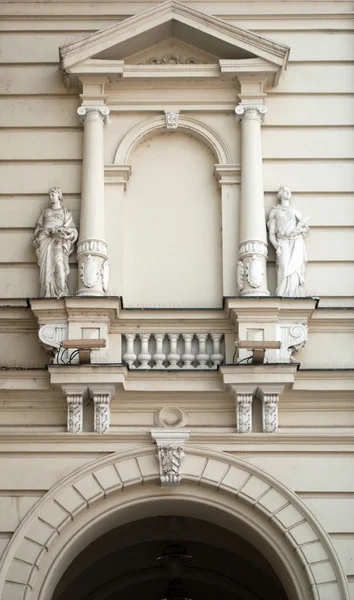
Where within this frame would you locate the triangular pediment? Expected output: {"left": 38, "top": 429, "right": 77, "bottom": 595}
{"left": 60, "top": 0, "right": 289, "bottom": 84}
{"left": 124, "top": 38, "right": 219, "bottom": 65}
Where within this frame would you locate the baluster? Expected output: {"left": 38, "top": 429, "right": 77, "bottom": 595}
{"left": 153, "top": 333, "right": 166, "bottom": 369}
{"left": 196, "top": 333, "right": 209, "bottom": 369}
{"left": 182, "top": 333, "right": 194, "bottom": 369}
{"left": 211, "top": 333, "right": 223, "bottom": 369}
{"left": 123, "top": 333, "right": 137, "bottom": 369}
{"left": 167, "top": 333, "right": 180, "bottom": 369}
{"left": 138, "top": 333, "right": 151, "bottom": 369}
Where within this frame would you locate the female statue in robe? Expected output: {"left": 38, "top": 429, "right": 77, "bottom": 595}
{"left": 267, "top": 186, "right": 309, "bottom": 297}
{"left": 33, "top": 187, "right": 78, "bottom": 298}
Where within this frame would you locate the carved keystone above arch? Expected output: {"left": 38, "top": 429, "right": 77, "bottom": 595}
{"left": 0, "top": 446, "right": 349, "bottom": 600}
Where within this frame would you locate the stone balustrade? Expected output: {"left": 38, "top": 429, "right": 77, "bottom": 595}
{"left": 122, "top": 333, "right": 224, "bottom": 370}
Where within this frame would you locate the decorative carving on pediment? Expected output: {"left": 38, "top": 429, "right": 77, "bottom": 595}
{"left": 144, "top": 54, "right": 204, "bottom": 65}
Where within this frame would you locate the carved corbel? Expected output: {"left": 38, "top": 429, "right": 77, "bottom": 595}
{"left": 151, "top": 429, "right": 190, "bottom": 485}
{"left": 255, "top": 386, "right": 284, "bottom": 433}
{"left": 262, "top": 393, "right": 279, "bottom": 433}
{"left": 90, "top": 386, "right": 115, "bottom": 434}
{"left": 62, "top": 386, "right": 87, "bottom": 433}
{"left": 228, "top": 386, "right": 255, "bottom": 433}
{"left": 236, "top": 394, "right": 253, "bottom": 433}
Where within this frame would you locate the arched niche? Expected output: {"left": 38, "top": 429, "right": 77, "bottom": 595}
{"left": 105, "top": 115, "right": 240, "bottom": 304}
{"left": 0, "top": 446, "right": 349, "bottom": 600}
{"left": 114, "top": 115, "right": 232, "bottom": 166}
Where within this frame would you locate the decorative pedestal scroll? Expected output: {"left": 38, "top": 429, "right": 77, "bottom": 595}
{"left": 92, "top": 386, "right": 115, "bottom": 434}
{"left": 151, "top": 429, "right": 190, "bottom": 485}
{"left": 77, "top": 106, "right": 110, "bottom": 296}
{"left": 236, "top": 104, "right": 269, "bottom": 297}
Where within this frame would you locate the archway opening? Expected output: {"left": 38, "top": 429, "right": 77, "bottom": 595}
{"left": 52, "top": 514, "right": 288, "bottom": 600}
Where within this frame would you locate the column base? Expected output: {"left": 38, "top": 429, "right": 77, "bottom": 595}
{"left": 240, "top": 288, "right": 270, "bottom": 297}
{"left": 237, "top": 240, "right": 269, "bottom": 296}
{"left": 77, "top": 238, "right": 109, "bottom": 297}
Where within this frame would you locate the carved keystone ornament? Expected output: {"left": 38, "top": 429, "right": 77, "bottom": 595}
{"left": 151, "top": 429, "right": 190, "bottom": 486}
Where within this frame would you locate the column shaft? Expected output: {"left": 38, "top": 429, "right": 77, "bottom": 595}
{"left": 77, "top": 105, "right": 110, "bottom": 296}
{"left": 236, "top": 104, "right": 269, "bottom": 297}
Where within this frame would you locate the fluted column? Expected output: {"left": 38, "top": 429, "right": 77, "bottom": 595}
{"left": 77, "top": 105, "right": 110, "bottom": 296}
{"left": 235, "top": 104, "right": 269, "bottom": 297}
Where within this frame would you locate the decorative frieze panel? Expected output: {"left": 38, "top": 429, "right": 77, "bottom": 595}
{"left": 122, "top": 333, "right": 224, "bottom": 370}
{"left": 151, "top": 429, "right": 190, "bottom": 486}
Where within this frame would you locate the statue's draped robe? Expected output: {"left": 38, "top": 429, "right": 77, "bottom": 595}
{"left": 33, "top": 208, "right": 78, "bottom": 298}
{"left": 267, "top": 206, "right": 308, "bottom": 297}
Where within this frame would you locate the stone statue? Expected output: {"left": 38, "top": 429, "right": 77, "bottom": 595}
{"left": 267, "top": 186, "right": 309, "bottom": 297}
{"left": 33, "top": 187, "right": 78, "bottom": 298}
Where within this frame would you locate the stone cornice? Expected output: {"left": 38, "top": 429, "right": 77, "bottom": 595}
{"left": 60, "top": 1, "right": 289, "bottom": 73}
{"left": 0, "top": 432, "right": 352, "bottom": 453}
{"left": 1, "top": 298, "right": 353, "bottom": 334}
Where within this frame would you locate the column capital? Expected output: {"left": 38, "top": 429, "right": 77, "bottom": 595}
{"left": 77, "top": 105, "right": 110, "bottom": 125}
{"left": 235, "top": 104, "right": 267, "bottom": 123}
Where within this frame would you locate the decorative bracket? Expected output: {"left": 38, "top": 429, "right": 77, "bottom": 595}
{"left": 164, "top": 110, "right": 179, "bottom": 129}
{"left": 235, "top": 393, "right": 253, "bottom": 433}
{"left": 262, "top": 393, "right": 279, "bottom": 433}
{"left": 62, "top": 385, "right": 86, "bottom": 433}
{"left": 280, "top": 323, "right": 309, "bottom": 362}
{"left": 91, "top": 386, "right": 115, "bottom": 434}
{"left": 38, "top": 323, "right": 68, "bottom": 363}
{"left": 151, "top": 429, "right": 190, "bottom": 485}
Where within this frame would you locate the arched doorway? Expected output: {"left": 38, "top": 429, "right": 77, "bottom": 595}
{"left": 0, "top": 447, "right": 348, "bottom": 600}
{"left": 53, "top": 514, "right": 288, "bottom": 600}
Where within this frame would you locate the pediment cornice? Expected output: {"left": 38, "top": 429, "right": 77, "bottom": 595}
{"left": 60, "top": 0, "right": 289, "bottom": 88}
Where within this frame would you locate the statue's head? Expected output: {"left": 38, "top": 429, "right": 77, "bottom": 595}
{"left": 277, "top": 185, "right": 291, "bottom": 206}
{"left": 49, "top": 187, "right": 63, "bottom": 207}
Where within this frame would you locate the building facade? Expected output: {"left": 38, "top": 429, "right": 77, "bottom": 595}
{"left": 0, "top": 1, "right": 353, "bottom": 599}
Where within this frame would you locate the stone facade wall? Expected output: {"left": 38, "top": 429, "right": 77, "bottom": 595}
{"left": 0, "top": 2, "right": 353, "bottom": 599}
